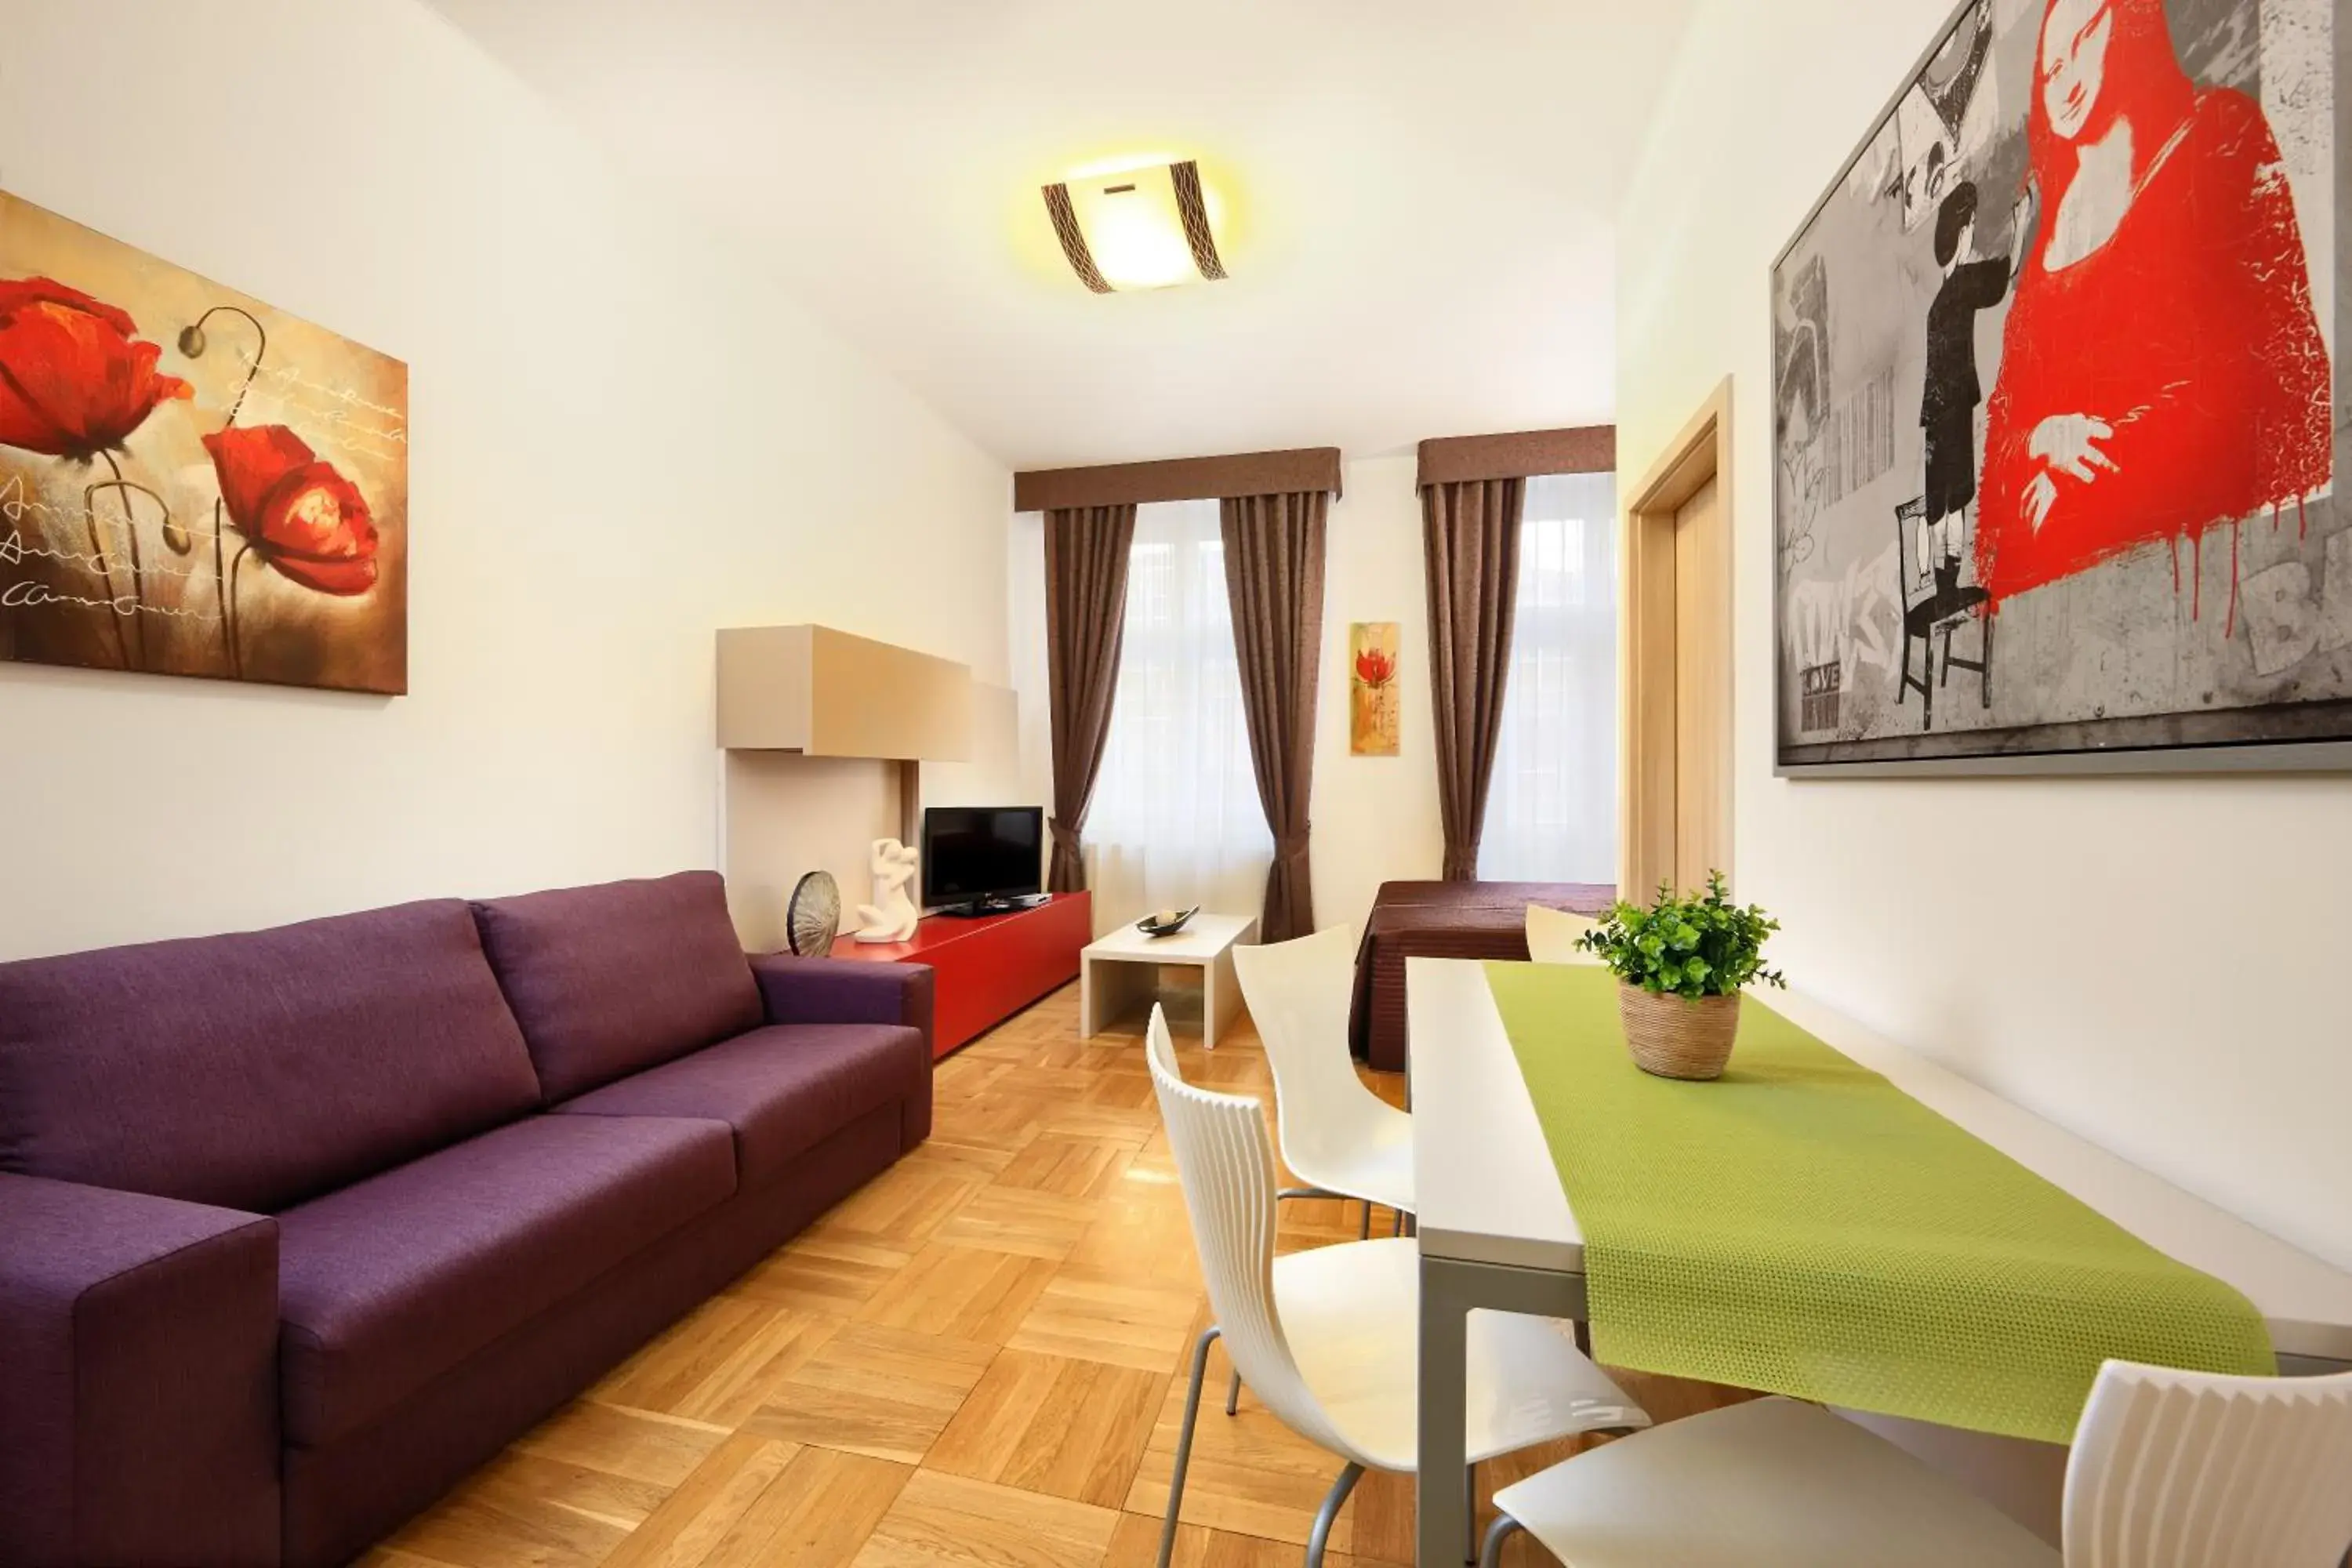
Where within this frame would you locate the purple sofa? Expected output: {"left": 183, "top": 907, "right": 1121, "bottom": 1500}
{"left": 0, "top": 871, "right": 932, "bottom": 1568}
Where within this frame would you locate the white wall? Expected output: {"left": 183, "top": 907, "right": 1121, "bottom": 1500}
{"left": 0, "top": 0, "right": 1010, "bottom": 961}
{"left": 1313, "top": 456, "right": 1446, "bottom": 932}
{"left": 1619, "top": 0, "right": 2352, "bottom": 1270}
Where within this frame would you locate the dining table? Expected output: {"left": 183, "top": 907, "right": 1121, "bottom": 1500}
{"left": 1406, "top": 956, "right": 2352, "bottom": 1568}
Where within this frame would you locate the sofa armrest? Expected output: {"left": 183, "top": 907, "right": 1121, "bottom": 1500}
{"left": 750, "top": 953, "right": 935, "bottom": 1050}
{"left": 0, "top": 1173, "right": 280, "bottom": 1568}
{"left": 750, "top": 955, "right": 935, "bottom": 1149}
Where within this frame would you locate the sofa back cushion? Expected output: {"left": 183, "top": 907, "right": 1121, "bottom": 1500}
{"left": 470, "top": 871, "right": 763, "bottom": 1102}
{"left": 0, "top": 900, "right": 543, "bottom": 1213}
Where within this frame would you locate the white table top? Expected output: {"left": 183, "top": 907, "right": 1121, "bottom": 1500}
{"left": 1406, "top": 956, "right": 2352, "bottom": 1365}
{"left": 1083, "top": 912, "right": 1256, "bottom": 963}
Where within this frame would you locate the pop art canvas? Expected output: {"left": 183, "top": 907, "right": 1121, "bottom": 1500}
{"left": 1773, "top": 0, "right": 2345, "bottom": 769}
{"left": 0, "top": 192, "right": 408, "bottom": 695}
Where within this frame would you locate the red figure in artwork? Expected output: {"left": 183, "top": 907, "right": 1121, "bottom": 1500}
{"left": 1975, "top": 0, "right": 2331, "bottom": 609}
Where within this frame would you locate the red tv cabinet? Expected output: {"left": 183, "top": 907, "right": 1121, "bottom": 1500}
{"left": 829, "top": 891, "right": 1091, "bottom": 1058}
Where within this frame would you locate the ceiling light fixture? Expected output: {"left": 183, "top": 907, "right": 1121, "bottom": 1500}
{"left": 1041, "top": 159, "right": 1227, "bottom": 293}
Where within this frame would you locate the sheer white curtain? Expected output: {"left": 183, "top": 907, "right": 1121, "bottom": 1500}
{"left": 1086, "top": 498, "right": 1272, "bottom": 925}
{"left": 1479, "top": 470, "right": 1619, "bottom": 883}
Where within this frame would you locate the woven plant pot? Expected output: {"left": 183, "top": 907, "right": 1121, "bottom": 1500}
{"left": 1617, "top": 984, "right": 1741, "bottom": 1080}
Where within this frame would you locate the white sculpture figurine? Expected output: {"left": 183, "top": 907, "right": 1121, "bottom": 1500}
{"left": 852, "top": 837, "right": 921, "bottom": 943}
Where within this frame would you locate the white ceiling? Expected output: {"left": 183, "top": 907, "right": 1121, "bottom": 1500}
{"left": 428, "top": 0, "right": 1696, "bottom": 469}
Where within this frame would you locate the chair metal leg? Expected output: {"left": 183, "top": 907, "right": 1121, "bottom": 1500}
{"left": 1158, "top": 1325, "right": 1222, "bottom": 1568}
{"left": 1392, "top": 1206, "right": 1405, "bottom": 1237}
{"left": 1479, "top": 1512, "right": 1523, "bottom": 1568}
{"left": 1225, "top": 1367, "right": 1242, "bottom": 1416}
{"left": 1464, "top": 1460, "right": 1479, "bottom": 1563}
{"left": 1359, "top": 1201, "right": 1372, "bottom": 1240}
{"left": 1304, "top": 1461, "right": 1364, "bottom": 1568}
{"left": 1278, "top": 1186, "right": 1341, "bottom": 1203}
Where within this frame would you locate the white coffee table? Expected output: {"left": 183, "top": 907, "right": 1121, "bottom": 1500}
{"left": 1080, "top": 913, "right": 1258, "bottom": 1048}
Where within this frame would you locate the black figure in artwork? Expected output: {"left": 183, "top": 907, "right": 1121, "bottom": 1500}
{"left": 1917, "top": 180, "right": 2026, "bottom": 593}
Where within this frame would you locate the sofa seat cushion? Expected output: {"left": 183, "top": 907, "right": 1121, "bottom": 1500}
{"left": 553, "top": 1024, "right": 927, "bottom": 1189}
{"left": 277, "top": 1115, "right": 735, "bottom": 1446}
{"left": 470, "top": 872, "right": 765, "bottom": 1102}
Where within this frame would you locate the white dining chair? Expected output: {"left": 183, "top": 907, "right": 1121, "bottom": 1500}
{"left": 1477, "top": 1360, "right": 2352, "bottom": 1568}
{"left": 1230, "top": 924, "right": 1412, "bottom": 1241}
{"left": 1524, "top": 904, "right": 1601, "bottom": 965}
{"left": 1145, "top": 1006, "right": 1646, "bottom": 1568}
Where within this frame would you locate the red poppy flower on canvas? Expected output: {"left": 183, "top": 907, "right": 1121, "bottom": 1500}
{"left": 1350, "top": 622, "right": 1400, "bottom": 756}
{"left": 0, "top": 276, "right": 191, "bottom": 459}
{"left": 0, "top": 192, "right": 408, "bottom": 694}
{"left": 204, "top": 424, "right": 381, "bottom": 596}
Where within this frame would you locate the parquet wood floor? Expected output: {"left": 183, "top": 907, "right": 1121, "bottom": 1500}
{"left": 364, "top": 982, "right": 1749, "bottom": 1568}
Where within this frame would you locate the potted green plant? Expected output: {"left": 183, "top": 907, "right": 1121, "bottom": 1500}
{"left": 1574, "top": 872, "right": 1785, "bottom": 1080}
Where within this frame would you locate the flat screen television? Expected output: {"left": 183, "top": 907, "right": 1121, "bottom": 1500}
{"left": 921, "top": 806, "right": 1046, "bottom": 915}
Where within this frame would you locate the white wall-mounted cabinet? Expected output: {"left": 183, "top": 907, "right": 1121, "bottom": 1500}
{"left": 717, "top": 625, "right": 974, "bottom": 760}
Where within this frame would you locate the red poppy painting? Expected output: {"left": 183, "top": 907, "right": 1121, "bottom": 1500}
{"left": 1350, "top": 621, "right": 1400, "bottom": 757}
{"left": 0, "top": 192, "right": 408, "bottom": 695}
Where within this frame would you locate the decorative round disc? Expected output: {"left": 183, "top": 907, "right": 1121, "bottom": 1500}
{"left": 786, "top": 871, "right": 841, "bottom": 956}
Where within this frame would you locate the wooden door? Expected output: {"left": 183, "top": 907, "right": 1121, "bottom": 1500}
{"left": 1621, "top": 380, "right": 1733, "bottom": 899}
{"left": 1671, "top": 475, "right": 1731, "bottom": 890}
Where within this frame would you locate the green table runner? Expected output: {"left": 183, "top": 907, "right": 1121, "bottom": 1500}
{"left": 1485, "top": 963, "right": 2273, "bottom": 1443}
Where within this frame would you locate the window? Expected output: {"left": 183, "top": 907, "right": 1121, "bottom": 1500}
{"left": 1479, "top": 470, "right": 1619, "bottom": 883}
{"left": 1086, "top": 499, "right": 1272, "bottom": 923}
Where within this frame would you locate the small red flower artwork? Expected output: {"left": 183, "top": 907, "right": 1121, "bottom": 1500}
{"left": 203, "top": 424, "right": 380, "bottom": 597}
{"left": 0, "top": 276, "right": 191, "bottom": 459}
{"left": 1350, "top": 622, "right": 1401, "bottom": 756}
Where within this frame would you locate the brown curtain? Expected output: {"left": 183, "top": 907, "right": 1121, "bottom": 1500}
{"left": 1044, "top": 503, "right": 1138, "bottom": 891}
{"left": 1422, "top": 477, "right": 1526, "bottom": 881}
{"left": 1220, "top": 490, "right": 1328, "bottom": 942}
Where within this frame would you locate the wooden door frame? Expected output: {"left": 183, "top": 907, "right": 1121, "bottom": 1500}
{"left": 1620, "top": 377, "right": 1735, "bottom": 899}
